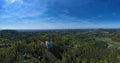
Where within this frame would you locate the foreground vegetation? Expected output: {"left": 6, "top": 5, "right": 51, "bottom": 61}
{"left": 0, "top": 29, "right": 120, "bottom": 63}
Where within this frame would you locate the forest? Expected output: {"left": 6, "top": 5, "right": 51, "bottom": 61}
{"left": 0, "top": 29, "right": 120, "bottom": 63}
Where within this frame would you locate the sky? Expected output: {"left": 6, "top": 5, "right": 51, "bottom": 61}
{"left": 0, "top": 0, "right": 120, "bottom": 29}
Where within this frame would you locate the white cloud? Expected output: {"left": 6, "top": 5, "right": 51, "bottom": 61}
{"left": 5, "top": 0, "right": 23, "bottom": 4}
{"left": 5, "top": 0, "right": 16, "bottom": 3}
{"left": 1, "top": 0, "right": 48, "bottom": 19}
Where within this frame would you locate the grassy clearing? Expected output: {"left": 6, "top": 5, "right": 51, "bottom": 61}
{"left": 96, "top": 38, "right": 120, "bottom": 49}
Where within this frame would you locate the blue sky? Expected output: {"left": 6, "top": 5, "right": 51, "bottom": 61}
{"left": 0, "top": 0, "right": 120, "bottom": 29}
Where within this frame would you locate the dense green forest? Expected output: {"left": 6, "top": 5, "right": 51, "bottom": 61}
{"left": 0, "top": 29, "right": 120, "bottom": 63}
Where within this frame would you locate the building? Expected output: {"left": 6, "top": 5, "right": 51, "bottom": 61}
{"left": 45, "top": 41, "right": 53, "bottom": 48}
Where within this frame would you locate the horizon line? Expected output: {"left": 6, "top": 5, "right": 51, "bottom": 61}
{"left": 1, "top": 28, "right": 120, "bottom": 30}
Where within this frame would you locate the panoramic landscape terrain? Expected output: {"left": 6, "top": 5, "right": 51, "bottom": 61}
{"left": 0, "top": 29, "right": 120, "bottom": 63}
{"left": 1, "top": 0, "right": 120, "bottom": 63}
